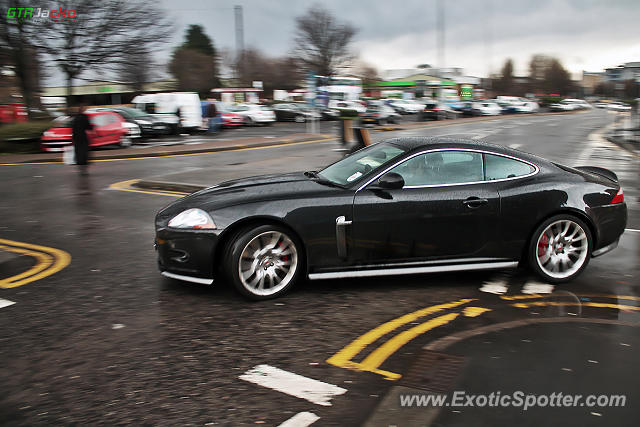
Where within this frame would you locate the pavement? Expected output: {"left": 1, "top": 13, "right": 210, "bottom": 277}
{"left": 1, "top": 109, "right": 639, "bottom": 426}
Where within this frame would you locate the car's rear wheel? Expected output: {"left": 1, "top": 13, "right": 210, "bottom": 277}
{"left": 244, "top": 117, "right": 255, "bottom": 126}
{"left": 294, "top": 114, "right": 305, "bottom": 123}
{"left": 528, "top": 215, "right": 592, "bottom": 283}
{"left": 226, "top": 225, "right": 303, "bottom": 300}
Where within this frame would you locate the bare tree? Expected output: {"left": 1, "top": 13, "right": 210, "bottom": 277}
{"left": 0, "top": 0, "right": 44, "bottom": 113}
{"left": 351, "top": 60, "right": 380, "bottom": 86}
{"left": 232, "top": 48, "right": 302, "bottom": 96}
{"left": 496, "top": 58, "right": 514, "bottom": 94}
{"left": 32, "top": 0, "right": 173, "bottom": 105}
{"left": 292, "top": 5, "right": 357, "bottom": 77}
{"left": 117, "top": 46, "right": 155, "bottom": 94}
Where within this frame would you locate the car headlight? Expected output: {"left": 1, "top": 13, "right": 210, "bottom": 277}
{"left": 168, "top": 208, "right": 216, "bottom": 230}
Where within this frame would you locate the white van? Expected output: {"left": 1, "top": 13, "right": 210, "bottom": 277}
{"left": 132, "top": 92, "right": 202, "bottom": 133}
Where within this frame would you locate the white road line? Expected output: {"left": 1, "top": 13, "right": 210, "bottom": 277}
{"left": 277, "top": 412, "right": 320, "bottom": 427}
{"left": 625, "top": 228, "right": 640, "bottom": 233}
{"left": 0, "top": 298, "right": 16, "bottom": 309}
{"left": 239, "top": 364, "right": 347, "bottom": 406}
{"left": 521, "top": 281, "right": 554, "bottom": 294}
{"left": 480, "top": 279, "right": 509, "bottom": 295}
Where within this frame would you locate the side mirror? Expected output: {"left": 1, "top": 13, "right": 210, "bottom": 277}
{"left": 374, "top": 172, "right": 404, "bottom": 190}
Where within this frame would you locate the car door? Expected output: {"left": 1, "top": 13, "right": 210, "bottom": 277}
{"left": 350, "top": 150, "right": 500, "bottom": 265}
{"left": 101, "top": 113, "right": 121, "bottom": 146}
{"left": 88, "top": 114, "right": 106, "bottom": 146}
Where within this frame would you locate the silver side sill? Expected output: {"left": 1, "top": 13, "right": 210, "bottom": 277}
{"left": 161, "top": 271, "right": 214, "bottom": 285}
{"left": 592, "top": 239, "right": 619, "bottom": 257}
{"left": 308, "top": 261, "right": 519, "bottom": 280}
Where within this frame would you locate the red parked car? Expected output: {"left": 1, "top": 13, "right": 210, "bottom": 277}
{"left": 40, "top": 111, "right": 130, "bottom": 152}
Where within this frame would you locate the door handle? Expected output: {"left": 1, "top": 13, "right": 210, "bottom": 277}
{"left": 463, "top": 197, "right": 488, "bottom": 208}
{"left": 336, "top": 216, "right": 352, "bottom": 258}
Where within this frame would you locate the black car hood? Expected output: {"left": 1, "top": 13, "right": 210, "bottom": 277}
{"left": 156, "top": 172, "right": 340, "bottom": 222}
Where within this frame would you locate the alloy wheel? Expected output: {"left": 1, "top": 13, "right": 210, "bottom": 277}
{"left": 237, "top": 231, "right": 298, "bottom": 296}
{"left": 535, "top": 219, "right": 589, "bottom": 279}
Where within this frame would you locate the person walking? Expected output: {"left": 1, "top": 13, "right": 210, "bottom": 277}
{"left": 71, "top": 103, "right": 93, "bottom": 175}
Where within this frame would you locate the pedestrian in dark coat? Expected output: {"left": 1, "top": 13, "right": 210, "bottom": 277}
{"left": 72, "top": 104, "right": 93, "bottom": 174}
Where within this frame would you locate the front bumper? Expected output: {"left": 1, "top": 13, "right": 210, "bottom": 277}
{"left": 155, "top": 228, "right": 220, "bottom": 281}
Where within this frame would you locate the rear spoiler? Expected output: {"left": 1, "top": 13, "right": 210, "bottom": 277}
{"left": 574, "top": 166, "right": 618, "bottom": 183}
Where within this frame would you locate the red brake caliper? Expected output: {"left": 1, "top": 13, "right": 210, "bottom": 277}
{"left": 537, "top": 234, "right": 549, "bottom": 257}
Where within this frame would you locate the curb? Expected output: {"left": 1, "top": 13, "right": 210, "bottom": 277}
{"left": 133, "top": 180, "right": 206, "bottom": 194}
{"left": 0, "top": 134, "right": 335, "bottom": 164}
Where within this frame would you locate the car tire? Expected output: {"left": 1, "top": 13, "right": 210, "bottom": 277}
{"left": 294, "top": 115, "right": 305, "bottom": 123}
{"left": 378, "top": 118, "right": 387, "bottom": 126}
{"left": 528, "top": 214, "right": 592, "bottom": 284}
{"left": 225, "top": 224, "right": 304, "bottom": 300}
{"left": 244, "top": 117, "right": 255, "bottom": 126}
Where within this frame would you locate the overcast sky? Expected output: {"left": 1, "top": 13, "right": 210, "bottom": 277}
{"left": 159, "top": 0, "right": 640, "bottom": 79}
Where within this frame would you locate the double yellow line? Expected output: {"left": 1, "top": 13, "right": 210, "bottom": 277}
{"left": 0, "top": 238, "right": 71, "bottom": 288}
{"left": 502, "top": 293, "right": 640, "bottom": 312}
{"left": 327, "top": 298, "right": 491, "bottom": 380}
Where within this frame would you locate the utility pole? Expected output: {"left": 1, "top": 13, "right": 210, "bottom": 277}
{"left": 234, "top": 5, "right": 245, "bottom": 84}
{"left": 437, "top": 0, "right": 445, "bottom": 74}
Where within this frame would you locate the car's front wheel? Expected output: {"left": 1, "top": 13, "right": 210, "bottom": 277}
{"left": 528, "top": 215, "right": 592, "bottom": 283}
{"left": 226, "top": 225, "right": 303, "bottom": 300}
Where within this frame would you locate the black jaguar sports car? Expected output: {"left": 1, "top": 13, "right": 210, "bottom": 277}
{"left": 155, "top": 137, "right": 627, "bottom": 300}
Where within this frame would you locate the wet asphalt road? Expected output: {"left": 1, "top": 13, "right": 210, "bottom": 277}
{"left": 0, "top": 109, "right": 639, "bottom": 426}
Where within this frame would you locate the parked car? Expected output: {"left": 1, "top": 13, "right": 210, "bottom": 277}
{"left": 216, "top": 103, "right": 244, "bottom": 127}
{"left": 361, "top": 102, "right": 401, "bottom": 125}
{"left": 505, "top": 101, "right": 539, "bottom": 114}
{"left": 273, "top": 103, "right": 321, "bottom": 122}
{"left": 91, "top": 106, "right": 170, "bottom": 136}
{"left": 155, "top": 137, "right": 627, "bottom": 300}
{"left": 230, "top": 104, "right": 276, "bottom": 125}
{"left": 607, "top": 102, "right": 632, "bottom": 112}
{"left": 549, "top": 99, "right": 591, "bottom": 112}
{"left": 420, "top": 101, "right": 459, "bottom": 120}
{"left": 471, "top": 101, "right": 502, "bottom": 116}
{"left": 388, "top": 99, "right": 423, "bottom": 114}
{"left": 328, "top": 100, "right": 367, "bottom": 114}
{"left": 549, "top": 100, "right": 580, "bottom": 112}
{"left": 40, "top": 111, "right": 130, "bottom": 152}
{"left": 132, "top": 92, "right": 202, "bottom": 133}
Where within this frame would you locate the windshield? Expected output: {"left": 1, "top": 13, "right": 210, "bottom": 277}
{"left": 116, "top": 107, "right": 147, "bottom": 118}
{"left": 318, "top": 142, "right": 407, "bottom": 186}
{"left": 52, "top": 116, "right": 71, "bottom": 127}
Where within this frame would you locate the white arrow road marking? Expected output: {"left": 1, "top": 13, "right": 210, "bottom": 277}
{"left": 0, "top": 298, "right": 16, "bottom": 309}
{"left": 521, "top": 281, "right": 555, "bottom": 294}
{"left": 277, "top": 412, "right": 320, "bottom": 427}
{"left": 240, "top": 364, "right": 347, "bottom": 406}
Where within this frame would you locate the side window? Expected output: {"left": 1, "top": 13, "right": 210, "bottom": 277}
{"left": 484, "top": 154, "right": 535, "bottom": 180}
{"left": 91, "top": 115, "right": 104, "bottom": 127}
{"left": 390, "top": 151, "right": 484, "bottom": 186}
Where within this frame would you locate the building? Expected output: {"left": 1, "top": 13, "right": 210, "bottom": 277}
{"left": 581, "top": 71, "right": 604, "bottom": 96}
{"left": 41, "top": 78, "right": 179, "bottom": 106}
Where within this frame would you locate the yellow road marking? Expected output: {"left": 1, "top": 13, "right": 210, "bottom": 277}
{"left": 109, "top": 179, "right": 188, "bottom": 198}
{"left": 0, "top": 238, "right": 71, "bottom": 288}
{"left": 0, "top": 137, "right": 335, "bottom": 166}
{"left": 327, "top": 298, "right": 476, "bottom": 380}
{"left": 512, "top": 301, "right": 640, "bottom": 311}
{"left": 359, "top": 312, "right": 461, "bottom": 380}
{"left": 463, "top": 306, "right": 492, "bottom": 317}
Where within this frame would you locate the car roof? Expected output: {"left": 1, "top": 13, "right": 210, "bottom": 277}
{"left": 383, "top": 137, "right": 548, "bottom": 163}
